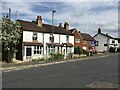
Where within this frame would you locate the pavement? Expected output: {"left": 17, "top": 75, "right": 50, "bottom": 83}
{"left": 1, "top": 52, "right": 119, "bottom": 72}
{"left": 2, "top": 53, "right": 119, "bottom": 88}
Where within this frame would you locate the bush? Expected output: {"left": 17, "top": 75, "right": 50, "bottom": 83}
{"left": 67, "top": 53, "right": 73, "bottom": 59}
{"left": 32, "top": 58, "right": 45, "bottom": 62}
{"left": 74, "top": 47, "right": 81, "bottom": 55}
{"left": 109, "top": 47, "right": 115, "bottom": 53}
{"left": 48, "top": 53, "right": 64, "bottom": 60}
{"left": 117, "top": 47, "right": 120, "bottom": 52}
{"left": 82, "top": 49, "right": 87, "bottom": 54}
{"left": 90, "top": 51, "right": 93, "bottom": 56}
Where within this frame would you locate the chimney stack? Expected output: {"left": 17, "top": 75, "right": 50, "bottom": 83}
{"left": 37, "top": 16, "right": 42, "bottom": 27}
{"left": 64, "top": 22, "right": 69, "bottom": 30}
{"left": 59, "top": 23, "right": 62, "bottom": 27}
{"left": 98, "top": 28, "right": 101, "bottom": 33}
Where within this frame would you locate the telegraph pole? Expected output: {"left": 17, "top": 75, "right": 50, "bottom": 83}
{"left": 8, "top": 8, "right": 11, "bottom": 63}
{"left": 51, "top": 11, "right": 56, "bottom": 54}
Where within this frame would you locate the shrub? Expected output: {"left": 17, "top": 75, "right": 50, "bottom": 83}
{"left": 74, "top": 47, "right": 81, "bottom": 55}
{"left": 90, "top": 51, "right": 93, "bottom": 56}
{"left": 32, "top": 58, "right": 45, "bottom": 62}
{"left": 117, "top": 47, "right": 120, "bottom": 52}
{"left": 109, "top": 47, "right": 115, "bottom": 53}
{"left": 48, "top": 53, "right": 64, "bottom": 60}
{"left": 67, "top": 53, "right": 73, "bottom": 59}
{"left": 83, "top": 49, "right": 87, "bottom": 54}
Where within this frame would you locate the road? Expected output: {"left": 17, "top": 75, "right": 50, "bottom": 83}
{"left": 2, "top": 54, "right": 119, "bottom": 88}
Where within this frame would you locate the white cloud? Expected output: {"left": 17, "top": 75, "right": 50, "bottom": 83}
{"left": 1, "top": 1, "right": 119, "bottom": 38}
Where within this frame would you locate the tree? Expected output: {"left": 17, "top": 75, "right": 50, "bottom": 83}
{"left": 1, "top": 17, "right": 22, "bottom": 62}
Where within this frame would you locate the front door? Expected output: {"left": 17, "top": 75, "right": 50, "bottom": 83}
{"left": 26, "top": 47, "right": 32, "bottom": 59}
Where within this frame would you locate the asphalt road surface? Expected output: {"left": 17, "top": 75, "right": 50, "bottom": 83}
{"left": 2, "top": 54, "right": 119, "bottom": 88}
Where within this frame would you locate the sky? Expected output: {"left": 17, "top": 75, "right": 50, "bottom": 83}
{"left": 1, "top": 0, "right": 120, "bottom": 38}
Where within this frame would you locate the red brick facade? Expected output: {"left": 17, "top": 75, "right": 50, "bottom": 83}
{"left": 71, "top": 29, "right": 96, "bottom": 52}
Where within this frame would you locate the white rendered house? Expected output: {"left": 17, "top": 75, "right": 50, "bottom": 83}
{"left": 16, "top": 16, "right": 74, "bottom": 61}
{"left": 93, "top": 28, "right": 120, "bottom": 52}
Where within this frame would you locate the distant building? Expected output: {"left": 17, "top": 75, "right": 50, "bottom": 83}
{"left": 70, "top": 28, "right": 96, "bottom": 52}
{"left": 16, "top": 16, "right": 74, "bottom": 61}
{"left": 93, "top": 28, "right": 120, "bottom": 52}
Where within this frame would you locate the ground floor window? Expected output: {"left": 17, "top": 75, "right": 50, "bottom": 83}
{"left": 48, "top": 46, "right": 55, "bottom": 54}
{"left": 34, "top": 46, "right": 42, "bottom": 55}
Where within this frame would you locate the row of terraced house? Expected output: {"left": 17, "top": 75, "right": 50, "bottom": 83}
{"left": 15, "top": 15, "right": 120, "bottom": 61}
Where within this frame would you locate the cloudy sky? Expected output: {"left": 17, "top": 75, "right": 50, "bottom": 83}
{"left": 1, "top": 0, "right": 119, "bottom": 37}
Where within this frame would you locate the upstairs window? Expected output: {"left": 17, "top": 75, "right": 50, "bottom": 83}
{"left": 66, "top": 35, "right": 69, "bottom": 43}
{"left": 49, "top": 34, "right": 54, "bottom": 43}
{"left": 112, "top": 40, "right": 115, "bottom": 43}
{"left": 32, "top": 32, "right": 37, "bottom": 41}
{"left": 83, "top": 40, "right": 86, "bottom": 44}
{"left": 76, "top": 38, "right": 80, "bottom": 43}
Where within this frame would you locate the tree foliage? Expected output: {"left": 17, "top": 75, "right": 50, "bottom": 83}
{"left": 1, "top": 17, "right": 22, "bottom": 62}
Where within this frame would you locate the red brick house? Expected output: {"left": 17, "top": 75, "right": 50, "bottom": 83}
{"left": 81, "top": 33, "right": 96, "bottom": 52}
{"left": 70, "top": 28, "right": 96, "bottom": 53}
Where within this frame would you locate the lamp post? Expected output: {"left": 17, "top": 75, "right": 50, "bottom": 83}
{"left": 51, "top": 10, "right": 56, "bottom": 54}
{"left": 8, "top": 8, "right": 11, "bottom": 63}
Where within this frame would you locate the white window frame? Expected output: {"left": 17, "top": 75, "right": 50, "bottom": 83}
{"left": 83, "top": 40, "right": 86, "bottom": 44}
{"left": 75, "top": 38, "right": 80, "bottom": 43}
{"left": 32, "top": 32, "right": 38, "bottom": 41}
{"left": 34, "top": 46, "right": 42, "bottom": 55}
{"left": 66, "top": 35, "right": 69, "bottom": 43}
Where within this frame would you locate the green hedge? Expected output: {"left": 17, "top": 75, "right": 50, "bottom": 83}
{"left": 109, "top": 47, "right": 115, "bottom": 53}
{"left": 117, "top": 47, "right": 120, "bottom": 52}
{"left": 74, "top": 47, "right": 81, "bottom": 55}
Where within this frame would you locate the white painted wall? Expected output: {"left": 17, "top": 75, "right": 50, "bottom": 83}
{"left": 22, "top": 31, "right": 74, "bottom": 60}
{"left": 94, "top": 34, "right": 108, "bottom": 52}
{"left": 23, "top": 31, "right": 33, "bottom": 42}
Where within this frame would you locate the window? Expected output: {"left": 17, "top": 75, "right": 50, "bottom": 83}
{"left": 66, "top": 35, "right": 69, "bottom": 42}
{"left": 48, "top": 46, "right": 55, "bottom": 54}
{"left": 83, "top": 40, "right": 86, "bottom": 44}
{"left": 32, "top": 32, "right": 37, "bottom": 41}
{"left": 112, "top": 40, "right": 115, "bottom": 43}
{"left": 49, "top": 34, "right": 54, "bottom": 42}
{"left": 95, "top": 41, "right": 99, "bottom": 46}
{"left": 104, "top": 44, "right": 108, "bottom": 46}
{"left": 76, "top": 38, "right": 80, "bottom": 43}
{"left": 34, "top": 46, "right": 42, "bottom": 55}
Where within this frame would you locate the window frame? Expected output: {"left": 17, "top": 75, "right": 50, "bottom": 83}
{"left": 66, "top": 35, "right": 69, "bottom": 42}
{"left": 32, "top": 32, "right": 38, "bottom": 41}
{"left": 34, "top": 46, "right": 42, "bottom": 55}
{"left": 75, "top": 38, "right": 80, "bottom": 43}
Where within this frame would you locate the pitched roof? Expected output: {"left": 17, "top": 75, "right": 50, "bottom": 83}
{"left": 69, "top": 28, "right": 76, "bottom": 33}
{"left": 81, "top": 33, "right": 95, "bottom": 41}
{"left": 93, "top": 32, "right": 114, "bottom": 39}
{"left": 17, "top": 20, "right": 74, "bottom": 36}
{"left": 63, "top": 43, "right": 73, "bottom": 47}
{"left": 23, "top": 42, "right": 43, "bottom": 46}
{"left": 46, "top": 43, "right": 63, "bottom": 47}
{"left": 17, "top": 20, "right": 47, "bottom": 32}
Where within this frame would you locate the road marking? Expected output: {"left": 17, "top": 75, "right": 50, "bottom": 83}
{"left": 86, "top": 81, "right": 118, "bottom": 88}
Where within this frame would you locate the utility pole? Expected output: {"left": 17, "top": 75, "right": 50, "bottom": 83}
{"left": 8, "top": 8, "right": 11, "bottom": 63}
{"left": 51, "top": 10, "right": 56, "bottom": 54}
